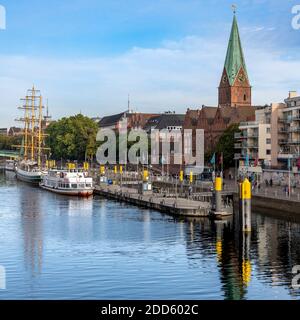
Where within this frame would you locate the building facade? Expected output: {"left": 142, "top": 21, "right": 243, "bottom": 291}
{"left": 235, "top": 106, "right": 272, "bottom": 167}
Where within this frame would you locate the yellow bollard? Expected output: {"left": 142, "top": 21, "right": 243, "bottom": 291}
{"left": 215, "top": 177, "right": 222, "bottom": 191}
{"left": 241, "top": 178, "right": 252, "bottom": 232}
{"left": 100, "top": 165, "right": 105, "bottom": 175}
{"left": 190, "top": 172, "right": 193, "bottom": 183}
{"left": 179, "top": 170, "right": 184, "bottom": 182}
{"left": 214, "top": 177, "right": 223, "bottom": 213}
{"left": 143, "top": 170, "right": 149, "bottom": 182}
{"left": 120, "top": 165, "right": 123, "bottom": 174}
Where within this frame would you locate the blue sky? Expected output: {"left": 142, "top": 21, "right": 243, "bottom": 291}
{"left": 0, "top": 0, "right": 300, "bottom": 126}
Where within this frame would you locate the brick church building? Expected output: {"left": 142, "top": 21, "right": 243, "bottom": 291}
{"left": 183, "top": 13, "right": 255, "bottom": 155}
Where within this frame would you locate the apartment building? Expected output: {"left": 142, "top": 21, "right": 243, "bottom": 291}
{"left": 235, "top": 106, "right": 272, "bottom": 167}
{"left": 235, "top": 91, "right": 300, "bottom": 172}
{"left": 275, "top": 91, "right": 300, "bottom": 166}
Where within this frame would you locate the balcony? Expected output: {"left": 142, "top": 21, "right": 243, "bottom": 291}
{"left": 239, "top": 121, "right": 260, "bottom": 127}
{"left": 279, "top": 116, "right": 293, "bottom": 123}
{"left": 234, "top": 132, "right": 247, "bottom": 139}
{"left": 278, "top": 139, "right": 288, "bottom": 145}
{"left": 288, "top": 139, "right": 300, "bottom": 145}
{"left": 234, "top": 143, "right": 242, "bottom": 149}
{"left": 278, "top": 127, "right": 289, "bottom": 134}
{"left": 247, "top": 133, "right": 259, "bottom": 138}
{"left": 289, "top": 127, "right": 300, "bottom": 133}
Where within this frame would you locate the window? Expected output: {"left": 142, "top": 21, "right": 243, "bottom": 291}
{"left": 71, "top": 184, "right": 77, "bottom": 189}
{"left": 244, "top": 94, "right": 247, "bottom": 101}
{"left": 266, "top": 128, "right": 271, "bottom": 133}
{"left": 266, "top": 150, "right": 271, "bottom": 155}
{"left": 266, "top": 138, "right": 271, "bottom": 144}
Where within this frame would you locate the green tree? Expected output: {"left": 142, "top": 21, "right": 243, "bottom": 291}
{"left": 0, "top": 135, "right": 22, "bottom": 151}
{"left": 46, "top": 114, "right": 98, "bottom": 161}
{"left": 207, "top": 124, "right": 240, "bottom": 169}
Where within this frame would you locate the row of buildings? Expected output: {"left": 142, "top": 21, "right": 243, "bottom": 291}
{"left": 235, "top": 92, "right": 300, "bottom": 170}
{"left": 97, "top": 13, "right": 256, "bottom": 172}
{"left": 97, "top": 13, "right": 300, "bottom": 177}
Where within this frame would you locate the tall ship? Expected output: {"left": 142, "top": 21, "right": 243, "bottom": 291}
{"left": 14, "top": 87, "right": 50, "bottom": 185}
{"left": 40, "top": 168, "right": 94, "bottom": 197}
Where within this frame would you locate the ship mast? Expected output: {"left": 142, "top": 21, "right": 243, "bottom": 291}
{"left": 14, "top": 87, "right": 50, "bottom": 168}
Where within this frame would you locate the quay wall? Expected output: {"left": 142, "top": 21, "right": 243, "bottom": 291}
{"left": 233, "top": 193, "right": 300, "bottom": 219}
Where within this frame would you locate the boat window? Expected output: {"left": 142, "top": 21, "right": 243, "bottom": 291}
{"left": 86, "top": 184, "right": 92, "bottom": 188}
{"left": 71, "top": 184, "right": 77, "bottom": 189}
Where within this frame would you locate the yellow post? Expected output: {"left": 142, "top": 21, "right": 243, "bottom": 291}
{"left": 100, "top": 165, "right": 105, "bottom": 175}
{"left": 143, "top": 170, "right": 149, "bottom": 182}
{"left": 46, "top": 160, "right": 49, "bottom": 169}
{"left": 241, "top": 178, "right": 252, "bottom": 232}
{"left": 179, "top": 170, "right": 184, "bottom": 182}
{"left": 214, "top": 177, "right": 223, "bottom": 213}
{"left": 189, "top": 172, "right": 193, "bottom": 184}
{"left": 215, "top": 177, "right": 222, "bottom": 191}
{"left": 120, "top": 165, "right": 123, "bottom": 174}
{"left": 114, "top": 165, "right": 118, "bottom": 174}
{"left": 242, "top": 178, "right": 251, "bottom": 200}
{"left": 84, "top": 162, "right": 89, "bottom": 170}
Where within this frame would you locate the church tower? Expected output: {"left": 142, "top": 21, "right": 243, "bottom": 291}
{"left": 218, "top": 13, "right": 251, "bottom": 107}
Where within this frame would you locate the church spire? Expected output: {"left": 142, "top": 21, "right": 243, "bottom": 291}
{"left": 224, "top": 14, "right": 248, "bottom": 85}
{"left": 218, "top": 11, "right": 251, "bottom": 108}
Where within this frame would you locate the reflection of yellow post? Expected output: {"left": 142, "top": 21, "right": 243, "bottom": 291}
{"left": 242, "top": 260, "right": 252, "bottom": 286}
{"left": 216, "top": 240, "right": 222, "bottom": 262}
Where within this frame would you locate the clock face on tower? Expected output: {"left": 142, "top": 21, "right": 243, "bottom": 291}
{"left": 238, "top": 72, "right": 246, "bottom": 83}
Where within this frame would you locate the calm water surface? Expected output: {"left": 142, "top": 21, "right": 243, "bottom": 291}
{"left": 0, "top": 171, "right": 300, "bottom": 300}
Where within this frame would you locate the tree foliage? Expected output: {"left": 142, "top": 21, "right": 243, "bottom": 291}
{"left": 0, "top": 135, "right": 22, "bottom": 151}
{"left": 206, "top": 124, "right": 240, "bottom": 169}
{"left": 46, "top": 114, "right": 98, "bottom": 161}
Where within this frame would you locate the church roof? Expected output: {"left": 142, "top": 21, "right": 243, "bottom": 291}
{"left": 224, "top": 14, "right": 248, "bottom": 85}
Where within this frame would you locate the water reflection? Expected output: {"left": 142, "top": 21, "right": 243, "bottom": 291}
{"left": 19, "top": 184, "right": 44, "bottom": 277}
{"left": 0, "top": 171, "right": 300, "bottom": 299}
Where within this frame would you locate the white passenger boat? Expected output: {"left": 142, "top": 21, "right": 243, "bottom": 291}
{"left": 5, "top": 160, "right": 15, "bottom": 172}
{"left": 40, "top": 169, "right": 94, "bottom": 197}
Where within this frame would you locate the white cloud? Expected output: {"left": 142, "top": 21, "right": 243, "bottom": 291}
{"left": 0, "top": 33, "right": 299, "bottom": 127}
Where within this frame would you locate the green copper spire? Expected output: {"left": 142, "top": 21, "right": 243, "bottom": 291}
{"left": 224, "top": 14, "right": 248, "bottom": 85}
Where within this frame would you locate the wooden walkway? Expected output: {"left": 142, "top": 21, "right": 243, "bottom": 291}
{"left": 94, "top": 184, "right": 211, "bottom": 217}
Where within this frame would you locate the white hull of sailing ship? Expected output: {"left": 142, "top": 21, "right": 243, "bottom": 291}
{"left": 15, "top": 161, "right": 43, "bottom": 185}
{"left": 40, "top": 169, "right": 94, "bottom": 197}
{"left": 5, "top": 160, "right": 15, "bottom": 172}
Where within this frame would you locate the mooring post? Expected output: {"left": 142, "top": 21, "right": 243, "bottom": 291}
{"left": 241, "top": 178, "right": 252, "bottom": 232}
{"left": 215, "top": 177, "right": 222, "bottom": 213}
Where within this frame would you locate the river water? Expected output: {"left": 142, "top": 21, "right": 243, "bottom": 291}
{"left": 0, "top": 171, "right": 299, "bottom": 300}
